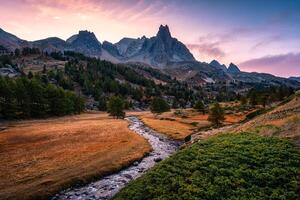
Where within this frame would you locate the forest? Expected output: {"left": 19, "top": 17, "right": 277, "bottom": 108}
{"left": 0, "top": 76, "right": 84, "bottom": 119}
{"left": 0, "top": 49, "right": 296, "bottom": 119}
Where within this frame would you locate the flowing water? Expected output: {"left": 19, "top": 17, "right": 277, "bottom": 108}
{"left": 52, "top": 116, "right": 181, "bottom": 200}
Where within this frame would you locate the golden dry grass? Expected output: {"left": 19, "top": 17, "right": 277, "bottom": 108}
{"left": 129, "top": 108, "right": 249, "bottom": 140}
{"left": 233, "top": 95, "right": 300, "bottom": 146}
{"left": 141, "top": 117, "right": 194, "bottom": 140}
{"left": 0, "top": 113, "right": 151, "bottom": 200}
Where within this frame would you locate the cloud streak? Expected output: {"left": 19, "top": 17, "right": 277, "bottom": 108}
{"left": 239, "top": 52, "right": 300, "bottom": 77}
{"left": 187, "top": 43, "right": 225, "bottom": 59}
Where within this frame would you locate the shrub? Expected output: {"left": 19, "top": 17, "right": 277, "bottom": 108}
{"left": 113, "top": 133, "right": 300, "bottom": 200}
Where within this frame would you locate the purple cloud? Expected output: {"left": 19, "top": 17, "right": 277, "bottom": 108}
{"left": 187, "top": 42, "right": 225, "bottom": 59}
{"left": 251, "top": 35, "right": 282, "bottom": 50}
{"left": 239, "top": 52, "right": 300, "bottom": 77}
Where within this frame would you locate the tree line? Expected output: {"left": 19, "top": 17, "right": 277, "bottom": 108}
{"left": 0, "top": 76, "right": 84, "bottom": 119}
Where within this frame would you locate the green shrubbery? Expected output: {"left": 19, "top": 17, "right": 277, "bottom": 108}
{"left": 113, "top": 133, "right": 300, "bottom": 200}
{"left": 245, "top": 108, "right": 270, "bottom": 120}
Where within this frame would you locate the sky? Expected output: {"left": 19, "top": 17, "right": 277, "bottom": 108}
{"left": 0, "top": 0, "right": 300, "bottom": 77}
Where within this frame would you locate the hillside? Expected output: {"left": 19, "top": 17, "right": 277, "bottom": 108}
{"left": 112, "top": 94, "right": 300, "bottom": 200}
{"left": 234, "top": 91, "right": 300, "bottom": 146}
{"left": 113, "top": 133, "right": 300, "bottom": 200}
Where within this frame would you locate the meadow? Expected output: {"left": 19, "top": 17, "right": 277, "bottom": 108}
{"left": 130, "top": 107, "right": 253, "bottom": 140}
{"left": 0, "top": 113, "right": 151, "bottom": 200}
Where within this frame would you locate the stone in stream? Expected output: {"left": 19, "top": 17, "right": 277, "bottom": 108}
{"left": 138, "top": 168, "right": 145, "bottom": 172}
{"left": 154, "top": 157, "right": 162, "bottom": 162}
{"left": 133, "top": 161, "right": 139, "bottom": 166}
{"left": 123, "top": 174, "right": 133, "bottom": 180}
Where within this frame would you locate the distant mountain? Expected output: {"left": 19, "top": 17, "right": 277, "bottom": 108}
{"left": 209, "top": 60, "right": 227, "bottom": 72}
{"left": 66, "top": 30, "right": 102, "bottom": 57}
{"left": 0, "top": 26, "right": 299, "bottom": 88}
{"left": 32, "top": 37, "right": 67, "bottom": 53}
{"left": 164, "top": 61, "right": 232, "bottom": 84}
{"left": 107, "top": 25, "right": 196, "bottom": 67}
{"left": 289, "top": 77, "right": 300, "bottom": 82}
{"left": 227, "top": 63, "right": 241, "bottom": 74}
{"left": 0, "top": 26, "right": 194, "bottom": 67}
{"left": 0, "top": 28, "right": 29, "bottom": 50}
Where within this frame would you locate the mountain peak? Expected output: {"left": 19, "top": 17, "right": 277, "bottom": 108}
{"left": 66, "top": 30, "right": 101, "bottom": 56}
{"left": 78, "top": 30, "right": 95, "bottom": 36}
{"left": 228, "top": 63, "right": 240, "bottom": 74}
{"left": 210, "top": 60, "right": 221, "bottom": 66}
{"left": 157, "top": 24, "right": 172, "bottom": 39}
{"left": 210, "top": 60, "right": 227, "bottom": 72}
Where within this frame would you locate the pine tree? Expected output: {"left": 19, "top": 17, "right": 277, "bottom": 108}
{"left": 194, "top": 100, "right": 206, "bottom": 114}
{"left": 150, "top": 97, "right": 170, "bottom": 115}
{"left": 107, "top": 96, "right": 125, "bottom": 119}
{"left": 208, "top": 102, "right": 225, "bottom": 127}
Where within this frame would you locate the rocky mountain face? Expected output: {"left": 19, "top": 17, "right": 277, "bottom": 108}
{"left": 227, "top": 63, "right": 241, "bottom": 74}
{"left": 103, "top": 25, "right": 196, "bottom": 67}
{"left": 0, "top": 28, "right": 30, "bottom": 50}
{"left": 66, "top": 30, "right": 102, "bottom": 56}
{"left": 289, "top": 77, "right": 300, "bottom": 82}
{"left": 209, "top": 60, "right": 227, "bottom": 72}
{"left": 0, "top": 26, "right": 299, "bottom": 88}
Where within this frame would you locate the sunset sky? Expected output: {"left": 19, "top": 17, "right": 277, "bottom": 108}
{"left": 1, "top": 0, "right": 300, "bottom": 77}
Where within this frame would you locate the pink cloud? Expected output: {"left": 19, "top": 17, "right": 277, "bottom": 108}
{"left": 187, "top": 43, "right": 225, "bottom": 59}
{"left": 0, "top": 0, "right": 171, "bottom": 42}
{"left": 239, "top": 52, "right": 300, "bottom": 77}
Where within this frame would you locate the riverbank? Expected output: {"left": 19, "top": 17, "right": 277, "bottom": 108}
{"left": 52, "top": 116, "right": 181, "bottom": 200}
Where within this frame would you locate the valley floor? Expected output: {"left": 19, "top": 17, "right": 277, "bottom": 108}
{"left": 0, "top": 113, "right": 151, "bottom": 200}
{"left": 129, "top": 107, "right": 253, "bottom": 140}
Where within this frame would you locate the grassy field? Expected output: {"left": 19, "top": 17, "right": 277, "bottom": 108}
{"left": 113, "top": 133, "right": 300, "bottom": 200}
{"left": 130, "top": 108, "right": 252, "bottom": 140}
{"left": 0, "top": 113, "right": 151, "bottom": 200}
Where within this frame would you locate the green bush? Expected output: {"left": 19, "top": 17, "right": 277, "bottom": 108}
{"left": 245, "top": 108, "right": 269, "bottom": 120}
{"left": 113, "top": 133, "right": 300, "bottom": 200}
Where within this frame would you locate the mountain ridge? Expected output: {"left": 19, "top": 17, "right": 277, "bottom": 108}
{"left": 0, "top": 26, "right": 299, "bottom": 88}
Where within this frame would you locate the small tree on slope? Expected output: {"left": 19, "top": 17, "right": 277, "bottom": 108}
{"left": 208, "top": 102, "right": 225, "bottom": 127}
{"left": 194, "top": 100, "right": 206, "bottom": 114}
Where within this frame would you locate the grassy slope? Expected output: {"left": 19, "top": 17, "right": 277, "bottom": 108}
{"left": 113, "top": 133, "right": 300, "bottom": 200}
{"left": 114, "top": 95, "right": 300, "bottom": 200}
{"left": 0, "top": 113, "right": 151, "bottom": 200}
{"left": 234, "top": 92, "right": 300, "bottom": 146}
